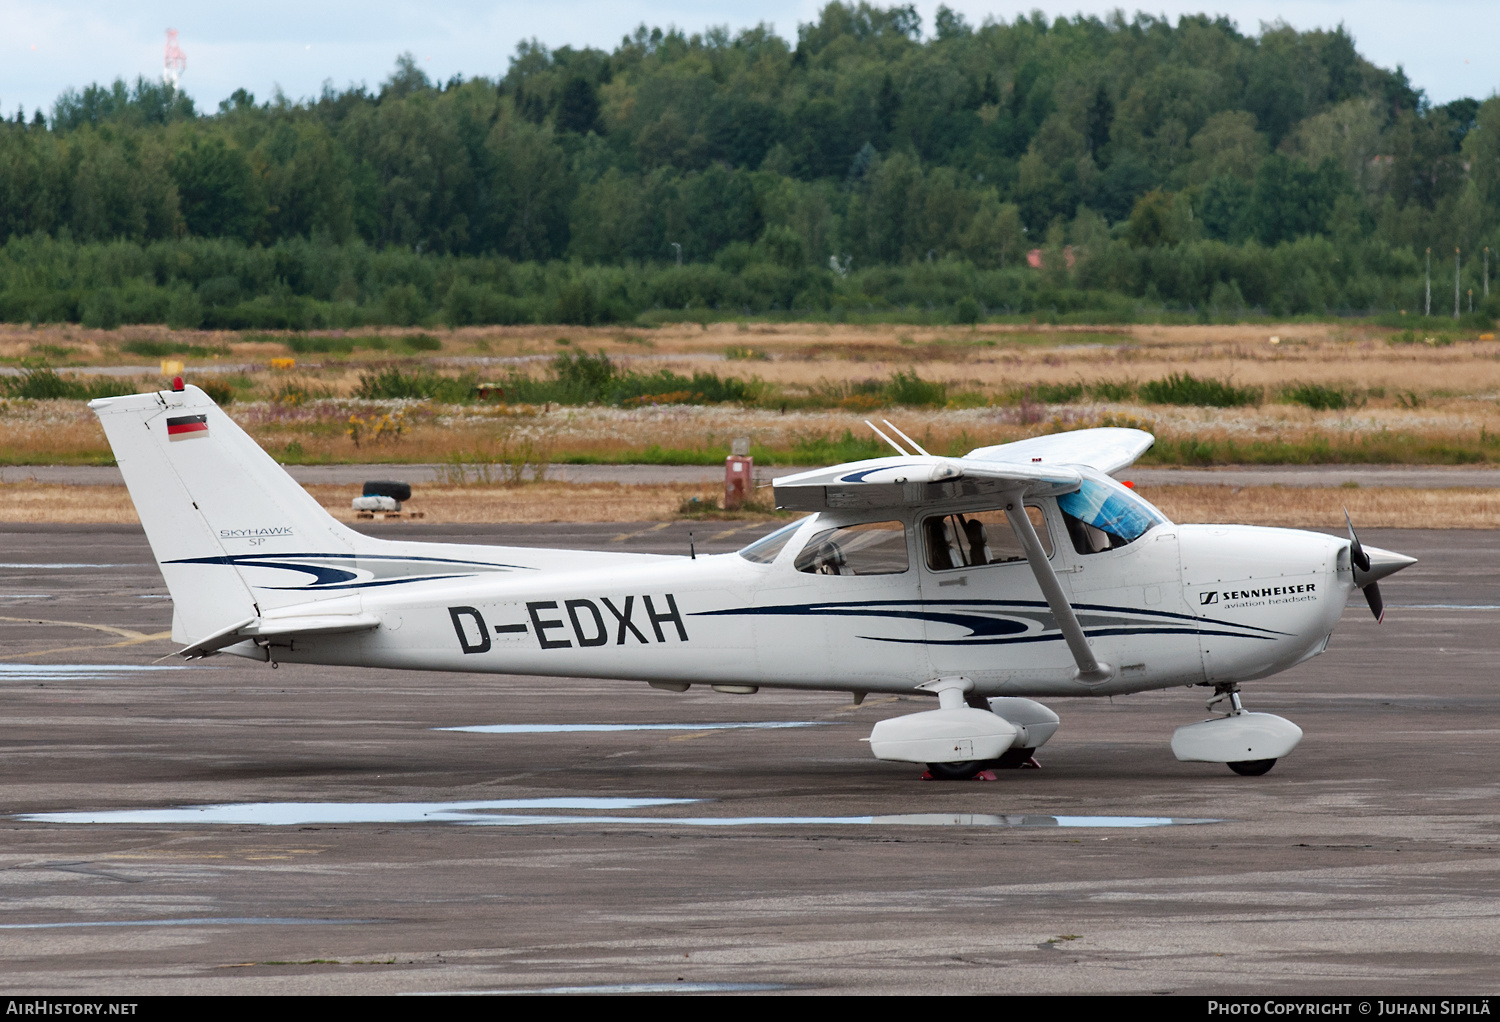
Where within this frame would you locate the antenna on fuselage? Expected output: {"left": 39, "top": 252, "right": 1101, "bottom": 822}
{"left": 864, "top": 420, "right": 909, "bottom": 456}
{"left": 881, "top": 419, "right": 929, "bottom": 456}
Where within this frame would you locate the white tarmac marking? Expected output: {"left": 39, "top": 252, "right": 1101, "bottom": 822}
{"left": 0, "top": 563, "right": 125, "bottom": 569}
{"left": 439, "top": 722, "right": 824, "bottom": 734}
{"left": 0, "top": 663, "right": 193, "bottom": 681}
{"left": 20, "top": 797, "right": 699, "bottom": 826}
{"left": 17, "top": 800, "right": 1216, "bottom": 829}
{"left": 610, "top": 522, "right": 673, "bottom": 543}
{"left": 0, "top": 917, "right": 370, "bottom": 929}
{"left": 707, "top": 523, "right": 756, "bottom": 541}
{"left": 421, "top": 982, "right": 793, "bottom": 995}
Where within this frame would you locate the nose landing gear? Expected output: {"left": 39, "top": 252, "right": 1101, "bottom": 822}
{"left": 1172, "top": 683, "right": 1303, "bottom": 776}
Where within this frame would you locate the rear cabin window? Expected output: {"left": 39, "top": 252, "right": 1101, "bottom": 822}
{"left": 794, "top": 521, "right": 909, "bottom": 575}
{"left": 924, "top": 506, "right": 1052, "bottom": 571}
{"left": 1057, "top": 478, "right": 1169, "bottom": 554}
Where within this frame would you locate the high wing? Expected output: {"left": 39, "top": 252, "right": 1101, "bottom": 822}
{"left": 773, "top": 426, "right": 1157, "bottom": 686}
{"left": 963, "top": 426, "right": 1155, "bottom": 476}
{"left": 772, "top": 427, "right": 1153, "bottom": 512}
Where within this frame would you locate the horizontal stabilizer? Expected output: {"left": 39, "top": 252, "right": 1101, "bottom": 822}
{"left": 178, "top": 612, "right": 381, "bottom": 659}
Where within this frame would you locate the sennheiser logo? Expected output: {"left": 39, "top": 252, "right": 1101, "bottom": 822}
{"left": 1200, "top": 591, "right": 1219, "bottom": 605}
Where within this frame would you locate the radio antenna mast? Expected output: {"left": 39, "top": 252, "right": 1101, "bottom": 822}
{"left": 163, "top": 29, "right": 186, "bottom": 89}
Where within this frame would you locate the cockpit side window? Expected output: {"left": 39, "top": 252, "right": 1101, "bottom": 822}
{"left": 1057, "top": 478, "right": 1169, "bottom": 555}
{"left": 923, "top": 506, "right": 1051, "bottom": 571}
{"left": 794, "top": 520, "right": 909, "bottom": 576}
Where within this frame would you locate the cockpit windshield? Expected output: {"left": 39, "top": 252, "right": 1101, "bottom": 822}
{"left": 1057, "top": 475, "right": 1169, "bottom": 554}
{"left": 737, "top": 518, "right": 808, "bottom": 564}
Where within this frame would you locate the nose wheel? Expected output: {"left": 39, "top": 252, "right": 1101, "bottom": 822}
{"left": 1171, "top": 683, "right": 1303, "bottom": 776}
{"left": 1228, "top": 758, "right": 1277, "bottom": 776}
{"left": 1205, "top": 687, "right": 1278, "bottom": 776}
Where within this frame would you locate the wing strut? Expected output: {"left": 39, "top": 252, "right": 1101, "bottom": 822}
{"left": 863, "top": 420, "right": 909, "bottom": 455}
{"left": 1003, "top": 499, "right": 1114, "bottom": 685}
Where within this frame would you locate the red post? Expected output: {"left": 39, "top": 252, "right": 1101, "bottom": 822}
{"left": 724, "top": 455, "right": 752, "bottom": 510}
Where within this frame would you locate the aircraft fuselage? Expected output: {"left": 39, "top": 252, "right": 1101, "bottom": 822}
{"left": 247, "top": 505, "right": 1354, "bottom": 700}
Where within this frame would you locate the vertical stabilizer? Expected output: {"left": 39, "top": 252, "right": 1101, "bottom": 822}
{"left": 91, "top": 385, "right": 360, "bottom": 642}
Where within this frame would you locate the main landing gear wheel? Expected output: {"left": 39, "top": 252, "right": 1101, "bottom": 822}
{"left": 926, "top": 760, "right": 989, "bottom": 780}
{"left": 1228, "top": 758, "right": 1277, "bottom": 776}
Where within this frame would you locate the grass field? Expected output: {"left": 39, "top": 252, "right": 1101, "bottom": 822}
{"left": 5, "top": 320, "right": 1500, "bottom": 467}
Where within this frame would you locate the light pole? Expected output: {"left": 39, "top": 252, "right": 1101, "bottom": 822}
{"left": 1486, "top": 247, "right": 1491, "bottom": 298}
{"left": 670, "top": 242, "right": 682, "bottom": 267}
{"left": 1425, "top": 248, "right": 1431, "bottom": 316}
{"left": 1455, "top": 247, "right": 1461, "bottom": 319}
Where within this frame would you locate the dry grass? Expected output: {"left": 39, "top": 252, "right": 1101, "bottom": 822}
{"left": 10, "top": 392, "right": 1500, "bottom": 469}
{"left": 0, "top": 482, "right": 755, "bottom": 525}
{"left": 8, "top": 321, "right": 1500, "bottom": 467}
{"left": 1138, "top": 485, "right": 1500, "bottom": 529}
{"left": 5, "top": 480, "right": 1496, "bottom": 529}
{"left": 0, "top": 484, "right": 146, "bottom": 524}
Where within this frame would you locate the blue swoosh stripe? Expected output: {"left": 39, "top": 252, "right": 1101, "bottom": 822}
{"left": 870, "top": 626, "right": 1273, "bottom": 646}
{"left": 837, "top": 463, "right": 924, "bottom": 483}
{"left": 256, "top": 574, "right": 483, "bottom": 591}
{"left": 161, "top": 551, "right": 534, "bottom": 590}
{"left": 165, "top": 552, "right": 533, "bottom": 570}
{"left": 693, "top": 599, "right": 1290, "bottom": 638}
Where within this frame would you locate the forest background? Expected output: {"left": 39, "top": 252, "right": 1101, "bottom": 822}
{"left": 1, "top": 1, "right": 1499, "bottom": 330}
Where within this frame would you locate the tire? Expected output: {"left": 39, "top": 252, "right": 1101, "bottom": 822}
{"left": 1228, "top": 758, "right": 1277, "bottom": 776}
{"left": 992, "top": 747, "right": 1036, "bottom": 770}
{"left": 926, "top": 761, "right": 988, "bottom": 780}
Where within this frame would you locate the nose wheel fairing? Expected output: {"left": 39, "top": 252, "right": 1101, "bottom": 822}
{"left": 1171, "top": 683, "right": 1303, "bottom": 775}
{"left": 1172, "top": 711, "right": 1303, "bottom": 767}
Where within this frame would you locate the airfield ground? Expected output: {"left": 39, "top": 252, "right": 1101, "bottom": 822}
{"left": 7, "top": 320, "right": 1500, "bottom": 468}
{"left": 0, "top": 521, "right": 1497, "bottom": 995}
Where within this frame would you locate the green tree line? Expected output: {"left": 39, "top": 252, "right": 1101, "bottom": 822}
{"left": 1, "top": 3, "right": 1497, "bottom": 325}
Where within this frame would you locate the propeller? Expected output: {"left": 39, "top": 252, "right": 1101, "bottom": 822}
{"left": 1342, "top": 508, "right": 1417, "bottom": 623}
{"left": 1342, "top": 508, "right": 1381, "bottom": 622}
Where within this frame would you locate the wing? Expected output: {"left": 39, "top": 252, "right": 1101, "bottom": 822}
{"left": 771, "top": 436, "right": 1127, "bottom": 686}
{"left": 772, "top": 427, "right": 1153, "bottom": 512}
{"left": 964, "top": 427, "right": 1154, "bottom": 476}
{"left": 773, "top": 455, "right": 1081, "bottom": 512}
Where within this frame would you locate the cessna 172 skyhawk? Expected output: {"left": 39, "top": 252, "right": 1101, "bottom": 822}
{"left": 90, "top": 382, "right": 1415, "bottom": 778}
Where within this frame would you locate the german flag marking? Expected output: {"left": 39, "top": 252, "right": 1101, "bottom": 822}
{"left": 166, "top": 414, "right": 208, "bottom": 441}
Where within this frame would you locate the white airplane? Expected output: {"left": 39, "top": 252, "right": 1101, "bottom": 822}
{"left": 89, "top": 382, "right": 1415, "bottom": 778}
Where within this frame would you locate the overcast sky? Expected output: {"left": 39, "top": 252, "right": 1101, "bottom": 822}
{"left": 3, "top": 1, "right": 1494, "bottom": 120}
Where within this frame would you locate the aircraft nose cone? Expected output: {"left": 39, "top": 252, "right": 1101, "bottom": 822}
{"left": 1355, "top": 544, "right": 1417, "bottom": 586}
